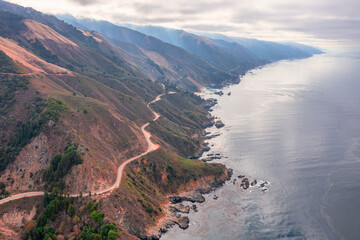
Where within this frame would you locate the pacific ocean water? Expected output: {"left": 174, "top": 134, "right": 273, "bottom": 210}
{"left": 162, "top": 51, "right": 360, "bottom": 240}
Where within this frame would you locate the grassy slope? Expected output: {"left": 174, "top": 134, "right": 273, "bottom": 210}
{"left": 148, "top": 92, "right": 211, "bottom": 158}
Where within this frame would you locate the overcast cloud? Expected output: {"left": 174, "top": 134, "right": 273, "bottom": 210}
{"left": 7, "top": 0, "right": 360, "bottom": 47}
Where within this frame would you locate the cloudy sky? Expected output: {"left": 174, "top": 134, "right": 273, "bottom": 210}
{"left": 7, "top": 0, "right": 360, "bottom": 48}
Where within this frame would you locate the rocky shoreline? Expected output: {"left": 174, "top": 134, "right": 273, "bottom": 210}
{"left": 144, "top": 94, "right": 235, "bottom": 240}
{"left": 191, "top": 97, "right": 226, "bottom": 159}
{"left": 146, "top": 67, "right": 275, "bottom": 240}
{"left": 146, "top": 168, "right": 233, "bottom": 240}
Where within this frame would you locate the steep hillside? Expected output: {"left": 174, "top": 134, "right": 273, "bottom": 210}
{"left": 0, "top": 1, "right": 237, "bottom": 90}
{"left": 118, "top": 24, "right": 266, "bottom": 74}
{"left": 148, "top": 91, "right": 212, "bottom": 158}
{"left": 56, "top": 16, "right": 237, "bottom": 89}
{"left": 0, "top": 2, "right": 231, "bottom": 239}
{"left": 109, "top": 24, "right": 322, "bottom": 72}
{"left": 202, "top": 32, "right": 323, "bottom": 61}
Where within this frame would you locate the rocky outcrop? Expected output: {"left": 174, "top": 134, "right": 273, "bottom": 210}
{"left": 169, "top": 203, "right": 190, "bottom": 214}
{"left": 145, "top": 207, "right": 191, "bottom": 239}
{"left": 202, "top": 153, "right": 223, "bottom": 162}
{"left": 214, "top": 91, "right": 224, "bottom": 96}
{"left": 202, "top": 98, "right": 217, "bottom": 109}
{"left": 251, "top": 179, "right": 257, "bottom": 186}
{"left": 147, "top": 168, "right": 233, "bottom": 239}
{"left": 241, "top": 178, "right": 250, "bottom": 189}
{"left": 215, "top": 120, "right": 225, "bottom": 128}
{"left": 168, "top": 191, "right": 205, "bottom": 204}
{"left": 203, "top": 133, "right": 220, "bottom": 140}
{"left": 232, "top": 175, "right": 270, "bottom": 192}
{"left": 191, "top": 204, "right": 198, "bottom": 212}
{"left": 176, "top": 216, "right": 190, "bottom": 229}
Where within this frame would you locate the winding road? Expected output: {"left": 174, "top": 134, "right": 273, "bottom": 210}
{"left": 0, "top": 91, "right": 171, "bottom": 205}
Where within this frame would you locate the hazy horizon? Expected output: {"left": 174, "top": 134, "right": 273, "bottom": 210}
{"left": 6, "top": 0, "right": 360, "bottom": 51}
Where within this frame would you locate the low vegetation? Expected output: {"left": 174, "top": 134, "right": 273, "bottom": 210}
{"left": 28, "top": 38, "right": 59, "bottom": 64}
{"left": 149, "top": 92, "right": 210, "bottom": 157}
{"left": 0, "top": 11, "right": 27, "bottom": 39}
{"left": 0, "top": 181, "right": 9, "bottom": 199}
{"left": 146, "top": 58, "right": 164, "bottom": 75}
{"left": 132, "top": 149, "right": 225, "bottom": 194}
{"left": 0, "top": 74, "right": 29, "bottom": 115}
{"left": 0, "top": 50, "right": 19, "bottom": 73}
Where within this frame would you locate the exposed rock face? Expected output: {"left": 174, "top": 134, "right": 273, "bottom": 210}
{"left": 145, "top": 208, "right": 190, "bottom": 239}
{"left": 215, "top": 120, "right": 225, "bottom": 128}
{"left": 0, "top": 131, "right": 69, "bottom": 194}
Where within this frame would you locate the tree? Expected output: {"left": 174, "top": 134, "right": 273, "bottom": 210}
{"left": 90, "top": 210, "right": 104, "bottom": 225}
{"left": 67, "top": 203, "right": 75, "bottom": 217}
{"left": 107, "top": 230, "right": 119, "bottom": 240}
{"left": 100, "top": 223, "right": 115, "bottom": 238}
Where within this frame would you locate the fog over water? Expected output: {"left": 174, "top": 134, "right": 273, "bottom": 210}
{"left": 162, "top": 51, "right": 360, "bottom": 240}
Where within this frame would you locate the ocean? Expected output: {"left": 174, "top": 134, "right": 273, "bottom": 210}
{"left": 162, "top": 51, "right": 360, "bottom": 240}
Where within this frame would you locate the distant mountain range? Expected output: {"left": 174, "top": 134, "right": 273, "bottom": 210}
{"left": 117, "top": 24, "right": 322, "bottom": 64}
{"left": 58, "top": 15, "right": 323, "bottom": 77}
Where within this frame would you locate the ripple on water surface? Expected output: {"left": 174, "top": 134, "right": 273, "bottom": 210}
{"left": 162, "top": 52, "right": 360, "bottom": 240}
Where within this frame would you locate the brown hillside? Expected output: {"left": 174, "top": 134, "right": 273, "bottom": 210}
{"left": 0, "top": 37, "right": 71, "bottom": 75}
{"left": 0, "top": 7, "right": 231, "bottom": 239}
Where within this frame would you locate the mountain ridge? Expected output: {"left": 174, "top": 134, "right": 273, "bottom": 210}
{"left": 117, "top": 23, "right": 323, "bottom": 62}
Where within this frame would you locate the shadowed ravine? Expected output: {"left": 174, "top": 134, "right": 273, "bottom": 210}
{"left": 0, "top": 91, "right": 173, "bottom": 204}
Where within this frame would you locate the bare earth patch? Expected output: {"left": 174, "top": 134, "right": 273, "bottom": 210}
{"left": 23, "top": 19, "right": 78, "bottom": 47}
{"left": 0, "top": 37, "right": 72, "bottom": 75}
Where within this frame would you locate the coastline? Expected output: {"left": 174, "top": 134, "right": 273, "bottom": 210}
{"left": 155, "top": 64, "right": 277, "bottom": 239}
{"left": 159, "top": 53, "right": 359, "bottom": 240}
{"left": 147, "top": 166, "right": 233, "bottom": 239}
{"left": 146, "top": 87, "right": 234, "bottom": 239}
